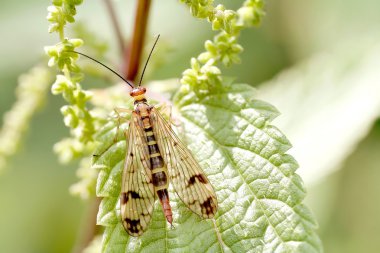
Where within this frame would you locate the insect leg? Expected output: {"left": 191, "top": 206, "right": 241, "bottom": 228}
{"left": 93, "top": 108, "right": 132, "bottom": 158}
{"left": 113, "top": 107, "right": 134, "bottom": 141}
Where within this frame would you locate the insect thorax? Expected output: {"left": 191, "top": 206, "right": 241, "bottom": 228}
{"left": 134, "top": 101, "right": 151, "bottom": 117}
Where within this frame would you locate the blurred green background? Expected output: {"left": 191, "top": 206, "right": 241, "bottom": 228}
{"left": 1, "top": 0, "right": 380, "bottom": 252}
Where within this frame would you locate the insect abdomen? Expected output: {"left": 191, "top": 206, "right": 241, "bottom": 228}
{"left": 144, "top": 124, "right": 173, "bottom": 224}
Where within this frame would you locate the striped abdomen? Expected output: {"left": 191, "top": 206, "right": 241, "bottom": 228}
{"left": 141, "top": 113, "right": 173, "bottom": 224}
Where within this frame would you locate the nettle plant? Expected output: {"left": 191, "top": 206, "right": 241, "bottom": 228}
{"left": 44, "top": 0, "right": 323, "bottom": 252}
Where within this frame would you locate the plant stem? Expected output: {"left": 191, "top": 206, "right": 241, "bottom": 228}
{"left": 123, "top": 0, "right": 152, "bottom": 82}
{"left": 103, "top": 0, "right": 126, "bottom": 56}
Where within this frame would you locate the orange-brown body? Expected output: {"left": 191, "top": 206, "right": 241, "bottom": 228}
{"left": 130, "top": 87, "right": 173, "bottom": 224}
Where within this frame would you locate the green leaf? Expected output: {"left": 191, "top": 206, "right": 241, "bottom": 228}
{"left": 94, "top": 83, "right": 322, "bottom": 252}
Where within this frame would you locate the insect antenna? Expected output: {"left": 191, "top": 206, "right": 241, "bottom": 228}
{"left": 138, "top": 34, "right": 160, "bottom": 86}
{"left": 67, "top": 50, "right": 135, "bottom": 89}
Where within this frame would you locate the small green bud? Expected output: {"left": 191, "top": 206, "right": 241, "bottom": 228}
{"left": 47, "top": 57, "right": 57, "bottom": 67}
{"left": 212, "top": 20, "right": 221, "bottom": 31}
{"left": 44, "top": 46, "right": 58, "bottom": 56}
{"left": 237, "top": 0, "right": 265, "bottom": 27}
{"left": 51, "top": 75, "right": 70, "bottom": 94}
{"left": 66, "top": 15, "right": 75, "bottom": 23}
{"left": 204, "top": 65, "right": 221, "bottom": 76}
{"left": 215, "top": 4, "right": 225, "bottom": 12}
{"left": 179, "top": 84, "right": 191, "bottom": 94}
{"left": 198, "top": 52, "right": 211, "bottom": 63}
{"left": 47, "top": 6, "right": 59, "bottom": 15}
{"left": 52, "top": 0, "right": 63, "bottom": 6}
{"left": 74, "top": 89, "right": 93, "bottom": 107}
{"left": 205, "top": 40, "right": 217, "bottom": 54}
{"left": 61, "top": 105, "right": 79, "bottom": 128}
{"left": 68, "top": 38, "right": 83, "bottom": 48}
{"left": 190, "top": 58, "right": 200, "bottom": 71}
{"left": 222, "top": 55, "right": 230, "bottom": 66}
{"left": 232, "top": 44, "right": 243, "bottom": 53}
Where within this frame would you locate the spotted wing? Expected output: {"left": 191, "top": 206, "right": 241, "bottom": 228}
{"left": 150, "top": 107, "right": 218, "bottom": 218}
{"left": 120, "top": 112, "right": 156, "bottom": 236}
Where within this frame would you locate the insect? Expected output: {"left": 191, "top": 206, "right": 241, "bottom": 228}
{"left": 71, "top": 35, "right": 218, "bottom": 236}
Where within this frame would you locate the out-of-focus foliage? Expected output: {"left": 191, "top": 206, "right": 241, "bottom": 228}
{"left": 69, "top": 157, "right": 96, "bottom": 198}
{"left": 1, "top": 0, "right": 380, "bottom": 252}
{"left": 259, "top": 38, "right": 380, "bottom": 185}
{"left": 0, "top": 66, "right": 52, "bottom": 171}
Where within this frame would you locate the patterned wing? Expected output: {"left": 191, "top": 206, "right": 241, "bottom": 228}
{"left": 150, "top": 107, "right": 218, "bottom": 218}
{"left": 120, "top": 112, "right": 156, "bottom": 236}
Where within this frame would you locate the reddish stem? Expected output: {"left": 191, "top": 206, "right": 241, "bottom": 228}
{"left": 123, "top": 0, "right": 152, "bottom": 82}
